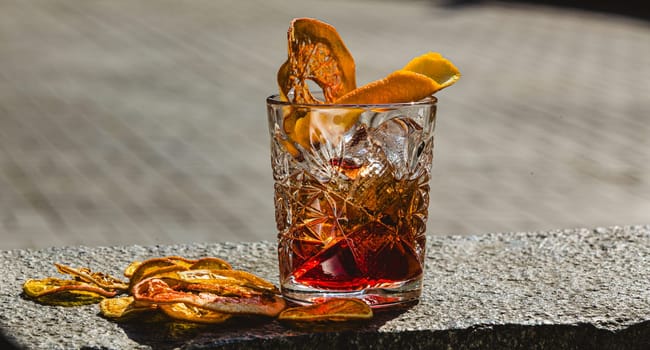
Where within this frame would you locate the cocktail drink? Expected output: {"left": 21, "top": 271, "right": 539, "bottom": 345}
{"left": 268, "top": 95, "right": 437, "bottom": 306}
{"left": 270, "top": 18, "right": 459, "bottom": 308}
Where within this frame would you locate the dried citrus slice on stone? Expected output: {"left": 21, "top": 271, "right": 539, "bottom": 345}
{"left": 277, "top": 17, "right": 356, "bottom": 104}
{"left": 335, "top": 52, "right": 460, "bottom": 104}
{"left": 132, "top": 278, "right": 286, "bottom": 317}
{"left": 127, "top": 257, "right": 191, "bottom": 292}
{"left": 55, "top": 263, "right": 128, "bottom": 292}
{"left": 278, "top": 298, "right": 373, "bottom": 330}
{"left": 174, "top": 269, "right": 280, "bottom": 295}
{"left": 124, "top": 261, "right": 142, "bottom": 278}
{"left": 127, "top": 256, "right": 234, "bottom": 292}
{"left": 23, "top": 278, "right": 117, "bottom": 306}
{"left": 99, "top": 296, "right": 158, "bottom": 321}
{"left": 139, "top": 270, "right": 279, "bottom": 298}
{"left": 125, "top": 256, "right": 232, "bottom": 279}
{"left": 188, "top": 257, "right": 232, "bottom": 271}
{"left": 129, "top": 265, "right": 188, "bottom": 293}
{"left": 159, "top": 303, "right": 232, "bottom": 324}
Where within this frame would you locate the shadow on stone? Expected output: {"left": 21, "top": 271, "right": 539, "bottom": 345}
{"left": 109, "top": 303, "right": 414, "bottom": 349}
{"left": 213, "top": 320, "right": 650, "bottom": 350}
{"left": 113, "top": 318, "right": 650, "bottom": 349}
{"left": 426, "top": 321, "right": 650, "bottom": 350}
{"left": 0, "top": 331, "right": 23, "bottom": 350}
{"left": 112, "top": 315, "right": 282, "bottom": 350}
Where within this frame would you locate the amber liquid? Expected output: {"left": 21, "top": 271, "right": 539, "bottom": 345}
{"left": 276, "top": 159, "right": 429, "bottom": 291}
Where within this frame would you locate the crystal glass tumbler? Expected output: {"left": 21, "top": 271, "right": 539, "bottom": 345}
{"left": 267, "top": 93, "right": 437, "bottom": 308}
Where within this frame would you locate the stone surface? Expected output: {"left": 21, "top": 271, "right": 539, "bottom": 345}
{"left": 1, "top": 225, "right": 650, "bottom": 349}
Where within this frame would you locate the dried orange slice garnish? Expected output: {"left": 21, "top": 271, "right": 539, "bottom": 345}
{"left": 335, "top": 52, "right": 460, "bottom": 104}
{"left": 278, "top": 298, "right": 373, "bottom": 330}
{"left": 277, "top": 17, "right": 356, "bottom": 104}
{"left": 277, "top": 18, "right": 358, "bottom": 154}
{"left": 276, "top": 19, "right": 460, "bottom": 157}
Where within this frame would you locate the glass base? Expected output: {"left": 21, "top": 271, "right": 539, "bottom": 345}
{"left": 281, "top": 277, "right": 423, "bottom": 309}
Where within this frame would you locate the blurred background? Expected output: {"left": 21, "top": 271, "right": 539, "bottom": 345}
{"left": 0, "top": 0, "right": 648, "bottom": 250}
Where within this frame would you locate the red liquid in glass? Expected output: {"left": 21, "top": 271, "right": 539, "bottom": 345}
{"left": 276, "top": 159, "right": 429, "bottom": 291}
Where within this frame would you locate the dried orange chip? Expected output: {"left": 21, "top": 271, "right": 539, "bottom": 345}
{"left": 125, "top": 256, "right": 229, "bottom": 278}
{"left": 127, "top": 256, "right": 236, "bottom": 292}
{"left": 159, "top": 303, "right": 232, "bottom": 324}
{"left": 31, "top": 290, "right": 106, "bottom": 306}
{"left": 99, "top": 296, "right": 158, "bottom": 321}
{"left": 127, "top": 257, "right": 190, "bottom": 292}
{"left": 165, "top": 256, "right": 205, "bottom": 267}
{"left": 133, "top": 278, "right": 286, "bottom": 317}
{"left": 23, "top": 278, "right": 116, "bottom": 306}
{"left": 124, "top": 261, "right": 141, "bottom": 278}
{"left": 278, "top": 298, "right": 373, "bottom": 324}
{"left": 175, "top": 269, "right": 279, "bottom": 295}
{"left": 278, "top": 17, "right": 356, "bottom": 104}
{"left": 188, "top": 257, "right": 232, "bottom": 271}
{"left": 133, "top": 268, "right": 280, "bottom": 299}
{"left": 23, "top": 278, "right": 118, "bottom": 298}
{"left": 55, "top": 263, "right": 128, "bottom": 292}
{"left": 147, "top": 274, "right": 265, "bottom": 298}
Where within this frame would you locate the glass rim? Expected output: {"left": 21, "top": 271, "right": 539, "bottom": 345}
{"left": 266, "top": 93, "right": 437, "bottom": 108}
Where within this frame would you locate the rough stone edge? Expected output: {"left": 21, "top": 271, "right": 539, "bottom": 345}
{"left": 201, "top": 322, "right": 650, "bottom": 350}
{"left": 2, "top": 225, "right": 650, "bottom": 350}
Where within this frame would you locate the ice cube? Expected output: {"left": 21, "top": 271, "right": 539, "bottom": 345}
{"left": 327, "top": 125, "right": 372, "bottom": 181}
{"left": 341, "top": 125, "right": 370, "bottom": 164}
{"left": 369, "top": 117, "right": 424, "bottom": 179}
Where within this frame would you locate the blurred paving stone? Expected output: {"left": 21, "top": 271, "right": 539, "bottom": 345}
{"left": 0, "top": 0, "right": 648, "bottom": 249}
{"left": 1, "top": 225, "right": 649, "bottom": 349}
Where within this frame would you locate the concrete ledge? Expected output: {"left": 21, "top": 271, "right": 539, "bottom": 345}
{"left": 1, "top": 225, "right": 649, "bottom": 349}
